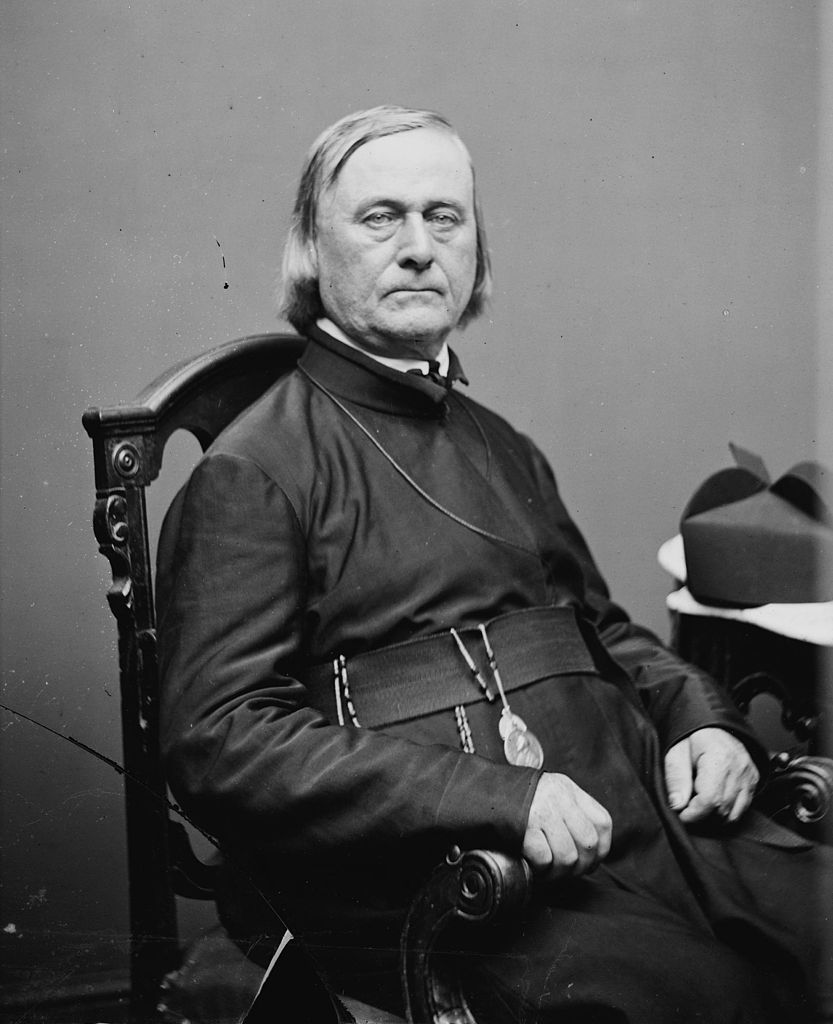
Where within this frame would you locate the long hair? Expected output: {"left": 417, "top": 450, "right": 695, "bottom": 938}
{"left": 278, "top": 105, "right": 492, "bottom": 334}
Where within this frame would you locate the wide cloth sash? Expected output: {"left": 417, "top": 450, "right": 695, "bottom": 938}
{"left": 304, "top": 606, "right": 599, "bottom": 728}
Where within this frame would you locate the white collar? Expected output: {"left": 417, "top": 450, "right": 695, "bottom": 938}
{"left": 316, "top": 318, "right": 450, "bottom": 377}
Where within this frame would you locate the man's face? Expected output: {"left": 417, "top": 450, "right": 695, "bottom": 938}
{"left": 313, "top": 128, "right": 478, "bottom": 360}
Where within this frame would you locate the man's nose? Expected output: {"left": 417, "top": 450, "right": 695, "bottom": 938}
{"left": 396, "top": 213, "right": 434, "bottom": 269}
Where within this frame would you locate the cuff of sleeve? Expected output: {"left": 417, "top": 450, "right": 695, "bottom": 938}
{"left": 434, "top": 754, "right": 542, "bottom": 853}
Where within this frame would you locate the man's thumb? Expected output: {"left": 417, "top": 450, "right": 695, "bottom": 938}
{"left": 664, "top": 740, "right": 693, "bottom": 811}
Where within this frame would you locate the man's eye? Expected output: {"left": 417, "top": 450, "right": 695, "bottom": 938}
{"left": 365, "top": 211, "right": 395, "bottom": 226}
{"left": 428, "top": 211, "right": 458, "bottom": 228}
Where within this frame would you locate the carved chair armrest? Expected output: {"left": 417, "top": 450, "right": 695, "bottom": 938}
{"left": 400, "top": 847, "right": 532, "bottom": 1024}
{"left": 756, "top": 753, "right": 833, "bottom": 839}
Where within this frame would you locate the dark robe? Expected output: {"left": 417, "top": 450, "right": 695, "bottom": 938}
{"left": 157, "top": 325, "right": 830, "bottom": 1021}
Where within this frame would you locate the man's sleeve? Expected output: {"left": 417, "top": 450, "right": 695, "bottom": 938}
{"left": 157, "top": 451, "right": 540, "bottom": 866}
{"left": 523, "top": 441, "right": 768, "bottom": 770}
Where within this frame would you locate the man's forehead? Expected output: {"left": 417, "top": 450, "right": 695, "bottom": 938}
{"left": 327, "top": 128, "right": 474, "bottom": 202}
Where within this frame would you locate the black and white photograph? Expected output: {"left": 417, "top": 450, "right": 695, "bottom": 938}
{"left": 2, "top": 3, "right": 832, "bottom": 1022}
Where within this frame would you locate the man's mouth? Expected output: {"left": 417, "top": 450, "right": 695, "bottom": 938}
{"left": 387, "top": 287, "right": 441, "bottom": 295}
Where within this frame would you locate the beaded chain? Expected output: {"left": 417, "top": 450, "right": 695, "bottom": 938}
{"left": 454, "top": 704, "right": 476, "bottom": 754}
{"left": 332, "top": 655, "right": 361, "bottom": 727}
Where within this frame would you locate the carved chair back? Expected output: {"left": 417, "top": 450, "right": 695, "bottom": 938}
{"left": 83, "top": 333, "right": 306, "bottom": 1020}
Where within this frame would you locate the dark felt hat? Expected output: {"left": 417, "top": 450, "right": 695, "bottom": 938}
{"left": 680, "top": 444, "right": 833, "bottom": 607}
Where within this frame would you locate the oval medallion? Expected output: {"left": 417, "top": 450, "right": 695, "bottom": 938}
{"left": 503, "top": 725, "right": 545, "bottom": 769}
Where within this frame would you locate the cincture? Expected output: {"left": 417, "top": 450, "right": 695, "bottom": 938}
{"left": 306, "top": 605, "right": 600, "bottom": 731}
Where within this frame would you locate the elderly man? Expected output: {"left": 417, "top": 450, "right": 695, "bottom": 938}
{"left": 158, "top": 106, "right": 828, "bottom": 1022}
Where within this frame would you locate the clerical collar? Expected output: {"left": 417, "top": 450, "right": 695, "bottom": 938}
{"left": 300, "top": 323, "right": 469, "bottom": 419}
{"left": 316, "top": 318, "right": 451, "bottom": 378}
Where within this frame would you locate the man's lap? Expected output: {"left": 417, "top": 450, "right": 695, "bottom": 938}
{"left": 452, "top": 869, "right": 811, "bottom": 1023}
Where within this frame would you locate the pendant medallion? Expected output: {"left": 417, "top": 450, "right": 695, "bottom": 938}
{"left": 499, "top": 709, "right": 544, "bottom": 769}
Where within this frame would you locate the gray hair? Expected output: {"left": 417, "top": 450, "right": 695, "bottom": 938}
{"left": 278, "top": 105, "right": 492, "bottom": 334}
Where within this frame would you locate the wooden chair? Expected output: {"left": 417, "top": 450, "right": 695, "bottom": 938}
{"left": 83, "top": 333, "right": 530, "bottom": 1024}
{"left": 84, "top": 331, "right": 831, "bottom": 1021}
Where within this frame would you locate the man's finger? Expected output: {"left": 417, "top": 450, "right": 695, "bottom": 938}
{"left": 540, "top": 817, "right": 583, "bottom": 878}
{"left": 574, "top": 792, "right": 613, "bottom": 861}
{"left": 727, "top": 786, "right": 755, "bottom": 823}
{"left": 689, "top": 753, "right": 733, "bottom": 814}
{"left": 558, "top": 806, "right": 604, "bottom": 876}
{"left": 522, "top": 827, "right": 553, "bottom": 872}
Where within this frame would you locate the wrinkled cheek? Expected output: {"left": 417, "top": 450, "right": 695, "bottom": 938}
{"left": 318, "top": 262, "right": 369, "bottom": 319}
{"left": 456, "top": 256, "right": 478, "bottom": 307}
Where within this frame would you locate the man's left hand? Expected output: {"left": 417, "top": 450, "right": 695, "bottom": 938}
{"left": 664, "top": 727, "right": 760, "bottom": 825}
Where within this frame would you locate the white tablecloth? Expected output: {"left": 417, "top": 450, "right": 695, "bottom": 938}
{"left": 658, "top": 535, "right": 833, "bottom": 647}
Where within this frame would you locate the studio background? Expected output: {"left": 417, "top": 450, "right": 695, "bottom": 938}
{"left": 2, "top": 0, "right": 830, "bottom": 1010}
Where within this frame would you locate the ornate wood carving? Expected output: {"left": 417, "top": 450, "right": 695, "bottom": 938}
{"left": 729, "top": 672, "right": 818, "bottom": 744}
{"left": 757, "top": 752, "right": 833, "bottom": 831}
{"left": 401, "top": 848, "right": 532, "bottom": 1024}
{"left": 93, "top": 492, "right": 133, "bottom": 623}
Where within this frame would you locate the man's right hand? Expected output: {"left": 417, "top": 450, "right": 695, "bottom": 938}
{"left": 522, "top": 773, "right": 613, "bottom": 879}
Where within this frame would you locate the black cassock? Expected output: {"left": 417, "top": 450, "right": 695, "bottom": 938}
{"left": 158, "top": 325, "right": 830, "bottom": 1021}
